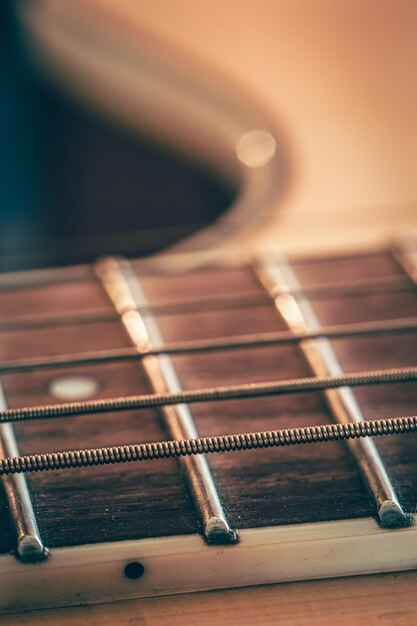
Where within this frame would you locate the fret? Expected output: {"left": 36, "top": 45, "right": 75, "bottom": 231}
{"left": 1, "top": 317, "right": 417, "bottom": 376}
{"left": 0, "top": 384, "right": 47, "bottom": 562}
{"left": 95, "top": 256, "right": 237, "bottom": 544}
{"left": 252, "top": 251, "right": 411, "bottom": 528}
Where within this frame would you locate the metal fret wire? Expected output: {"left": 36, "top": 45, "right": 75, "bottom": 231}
{"left": 0, "top": 366, "right": 416, "bottom": 424}
{"left": 252, "top": 251, "right": 413, "bottom": 527}
{"left": 0, "top": 387, "right": 47, "bottom": 561}
{"left": 1, "top": 317, "right": 417, "bottom": 376}
{"left": 0, "top": 248, "right": 415, "bottom": 496}
{"left": 1, "top": 414, "right": 416, "bottom": 476}
{"left": 95, "top": 256, "right": 237, "bottom": 543}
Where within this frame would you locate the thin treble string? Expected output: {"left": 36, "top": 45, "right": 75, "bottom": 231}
{"left": 0, "top": 275, "right": 412, "bottom": 333}
{"left": 0, "top": 317, "right": 416, "bottom": 375}
{"left": 1, "top": 414, "right": 416, "bottom": 475}
{"left": 0, "top": 366, "right": 416, "bottom": 424}
{"left": 0, "top": 253, "right": 415, "bottom": 475}
{"left": 0, "top": 310, "right": 119, "bottom": 332}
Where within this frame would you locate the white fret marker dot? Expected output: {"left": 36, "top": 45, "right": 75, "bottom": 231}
{"left": 48, "top": 375, "right": 99, "bottom": 401}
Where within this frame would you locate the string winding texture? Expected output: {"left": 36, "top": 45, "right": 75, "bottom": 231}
{"left": 1, "top": 415, "right": 417, "bottom": 475}
{"left": 0, "top": 366, "right": 416, "bottom": 424}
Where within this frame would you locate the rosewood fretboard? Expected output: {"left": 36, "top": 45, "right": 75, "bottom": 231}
{"left": 0, "top": 242, "right": 417, "bottom": 556}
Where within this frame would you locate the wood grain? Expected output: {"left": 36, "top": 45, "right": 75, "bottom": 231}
{"left": 0, "top": 251, "right": 416, "bottom": 555}
{"left": 3, "top": 571, "right": 417, "bottom": 625}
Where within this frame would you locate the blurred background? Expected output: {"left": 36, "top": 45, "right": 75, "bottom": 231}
{"left": 1, "top": 1, "right": 416, "bottom": 271}
{"left": 1, "top": 2, "right": 236, "bottom": 271}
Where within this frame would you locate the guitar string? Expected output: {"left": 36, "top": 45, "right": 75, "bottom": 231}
{"left": 0, "top": 317, "right": 416, "bottom": 375}
{"left": 0, "top": 274, "right": 412, "bottom": 333}
{"left": 0, "top": 366, "right": 416, "bottom": 424}
{"left": 1, "top": 414, "right": 416, "bottom": 475}
{"left": 0, "top": 249, "right": 415, "bottom": 562}
{"left": 0, "top": 252, "right": 415, "bottom": 475}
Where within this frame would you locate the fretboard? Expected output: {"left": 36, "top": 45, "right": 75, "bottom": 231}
{"left": 0, "top": 239, "right": 417, "bottom": 560}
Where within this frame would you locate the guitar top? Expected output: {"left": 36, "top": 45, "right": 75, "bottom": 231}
{"left": 12, "top": 0, "right": 417, "bottom": 259}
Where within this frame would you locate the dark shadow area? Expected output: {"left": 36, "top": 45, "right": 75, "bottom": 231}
{"left": 0, "top": 10, "right": 236, "bottom": 271}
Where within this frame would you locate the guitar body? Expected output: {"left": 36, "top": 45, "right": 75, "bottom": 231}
{"left": 12, "top": 0, "right": 417, "bottom": 260}
{"left": 2, "top": 1, "right": 417, "bottom": 623}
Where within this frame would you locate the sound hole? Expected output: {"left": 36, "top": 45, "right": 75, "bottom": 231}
{"left": 1, "top": 23, "right": 236, "bottom": 271}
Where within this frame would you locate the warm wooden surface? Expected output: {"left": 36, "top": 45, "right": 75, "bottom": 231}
{"left": 1, "top": 251, "right": 417, "bottom": 626}
{"left": 135, "top": 0, "right": 417, "bottom": 223}
{"left": 1, "top": 252, "right": 417, "bottom": 553}
{"left": 3, "top": 570, "right": 417, "bottom": 625}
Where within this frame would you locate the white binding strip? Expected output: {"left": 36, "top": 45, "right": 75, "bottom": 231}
{"left": 1, "top": 516, "right": 417, "bottom": 612}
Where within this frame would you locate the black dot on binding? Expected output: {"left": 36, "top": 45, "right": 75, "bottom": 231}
{"left": 123, "top": 561, "right": 145, "bottom": 580}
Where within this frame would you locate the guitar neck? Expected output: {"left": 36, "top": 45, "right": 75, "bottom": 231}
{"left": 1, "top": 236, "right": 417, "bottom": 611}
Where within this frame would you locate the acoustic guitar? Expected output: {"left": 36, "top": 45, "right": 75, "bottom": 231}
{"left": 1, "top": 1, "right": 417, "bottom": 624}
